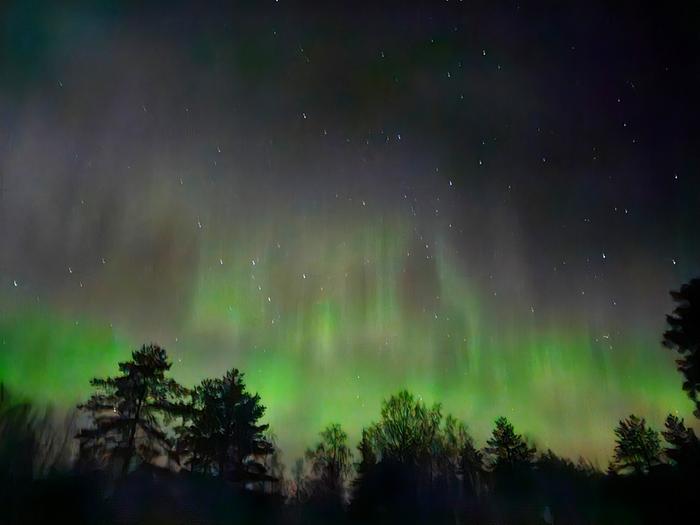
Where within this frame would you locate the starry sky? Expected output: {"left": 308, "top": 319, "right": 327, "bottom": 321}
{"left": 1, "top": 0, "right": 699, "bottom": 463}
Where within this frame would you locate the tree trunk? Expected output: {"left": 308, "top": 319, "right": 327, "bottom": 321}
{"left": 121, "top": 396, "right": 143, "bottom": 477}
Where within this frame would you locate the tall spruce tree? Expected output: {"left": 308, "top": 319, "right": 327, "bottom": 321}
{"left": 484, "top": 416, "right": 535, "bottom": 470}
{"left": 177, "top": 368, "right": 272, "bottom": 481}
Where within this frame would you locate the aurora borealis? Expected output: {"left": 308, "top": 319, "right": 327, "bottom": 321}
{"left": 1, "top": 1, "right": 699, "bottom": 464}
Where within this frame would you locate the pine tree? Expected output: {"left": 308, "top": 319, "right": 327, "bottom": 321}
{"left": 484, "top": 416, "right": 535, "bottom": 470}
{"left": 663, "top": 278, "right": 700, "bottom": 417}
{"left": 76, "top": 344, "right": 184, "bottom": 475}
{"left": 662, "top": 414, "right": 700, "bottom": 469}
{"left": 610, "top": 414, "right": 661, "bottom": 475}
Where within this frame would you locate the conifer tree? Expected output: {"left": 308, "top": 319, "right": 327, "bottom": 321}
{"left": 484, "top": 416, "right": 535, "bottom": 470}
{"left": 663, "top": 278, "right": 700, "bottom": 417}
{"left": 662, "top": 414, "right": 700, "bottom": 469}
{"left": 610, "top": 414, "right": 661, "bottom": 475}
{"left": 77, "top": 344, "right": 185, "bottom": 475}
{"left": 177, "top": 368, "right": 272, "bottom": 481}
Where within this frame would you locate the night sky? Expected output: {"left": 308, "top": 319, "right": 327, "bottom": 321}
{"left": 1, "top": 0, "right": 699, "bottom": 463}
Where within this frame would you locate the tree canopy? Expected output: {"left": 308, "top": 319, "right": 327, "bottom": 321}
{"left": 662, "top": 414, "right": 700, "bottom": 469}
{"left": 305, "top": 423, "right": 352, "bottom": 503}
{"left": 484, "top": 416, "right": 536, "bottom": 470}
{"left": 76, "top": 344, "right": 184, "bottom": 475}
{"left": 610, "top": 414, "right": 661, "bottom": 475}
{"left": 176, "top": 368, "right": 272, "bottom": 482}
{"left": 367, "top": 390, "right": 442, "bottom": 466}
{"left": 663, "top": 278, "right": 700, "bottom": 417}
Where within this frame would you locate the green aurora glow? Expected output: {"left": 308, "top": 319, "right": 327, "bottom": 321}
{"left": 1, "top": 0, "right": 699, "bottom": 467}
{"left": 0, "top": 211, "right": 693, "bottom": 464}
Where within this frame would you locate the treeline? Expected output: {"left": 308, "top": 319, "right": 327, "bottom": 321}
{"left": 1, "top": 278, "right": 699, "bottom": 524}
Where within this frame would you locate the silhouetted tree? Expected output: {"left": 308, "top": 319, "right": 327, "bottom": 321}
{"left": 610, "top": 415, "right": 661, "bottom": 475}
{"left": 483, "top": 417, "right": 537, "bottom": 524}
{"left": 306, "top": 423, "right": 352, "bottom": 503}
{"left": 429, "top": 414, "right": 480, "bottom": 494}
{"left": 663, "top": 278, "right": 700, "bottom": 418}
{"left": 2, "top": 385, "right": 109, "bottom": 525}
{"left": 0, "top": 384, "right": 79, "bottom": 478}
{"left": 456, "top": 425, "right": 484, "bottom": 497}
{"left": 370, "top": 390, "right": 442, "bottom": 466}
{"left": 351, "top": 392, "right": 479, "bottom": 522}
{"left": 177, "top": 368, "right": 272, "bottom": 482}
{"left": 435, "top": 415, "right": 465, "bottom": 477}
{"left": 355, "top": 427, "right": 377, "bottom": 478}
{"left": 291, "top": 457, "right": 309, "bottom": 503}
{"left": 432, "top": 414, "right": 483, "bottom": 519}
{"left": 263, "top": 431, "right": 285, "bottom": 494}
{"left": 533, "top": 450, "right": 603, "bottom": 525}
{"left": 76, "top": 344, "right": 185, "bottom": 476}
{"left": 349, "top": 427, "right": 379, "bottom": 518}
{"left": 484, "top": 416, "right": 536, "bottom": 470}
{"left": 662, "top": 414, "right": 700, "bottom": 469}
{"left": 1, "top": 384, "right": 35, "bottom": 481}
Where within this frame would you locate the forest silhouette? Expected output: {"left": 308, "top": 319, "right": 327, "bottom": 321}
{"left": 2, "top": 278, "right": 699, "bottom": 524}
